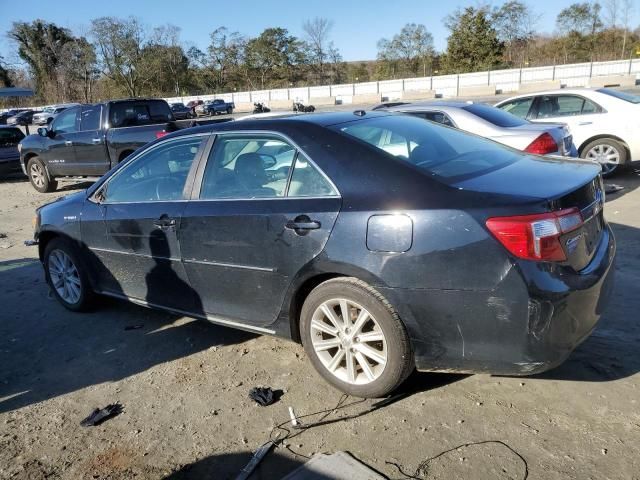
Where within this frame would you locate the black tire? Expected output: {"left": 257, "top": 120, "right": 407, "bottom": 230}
{"left": 226, "top": 107, "right": 232, "bottom": 114}
{"left": 300, "top": 277, "right": 414, "bottom": 398}
{"left": 580, "top": 138, "right": 628, "bottom": 177}
{"left": 44, "top": 237, "right": 95, "bottom": 312}
{"left": 27, "top": 156, "right": 57, "bottom": 193}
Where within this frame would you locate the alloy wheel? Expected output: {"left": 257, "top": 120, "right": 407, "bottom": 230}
{"left": 586, "top": 143, "right": 620, "bottom": 175}
{"left": 30, "top": 163, "right": 45, "bottom": 188}
{"left": 310, "top": 298, "right": 387, "bottom": 385}
{"left": 48, "top": 249, "right": 82, "bottom": 305}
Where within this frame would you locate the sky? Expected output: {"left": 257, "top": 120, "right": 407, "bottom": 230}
{"left": 1, "top": 0, "right": 640, "bottom": 64}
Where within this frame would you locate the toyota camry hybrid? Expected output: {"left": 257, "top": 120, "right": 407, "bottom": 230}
{"left": 30, "top": 111, "right": 615, "bottom": 398}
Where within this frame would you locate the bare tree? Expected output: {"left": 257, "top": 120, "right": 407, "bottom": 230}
{"left": 620, "top": 0, "right": 634, "bottom": 58}
{"left": 302, "top": 17, "right": 335, "bottom": 82}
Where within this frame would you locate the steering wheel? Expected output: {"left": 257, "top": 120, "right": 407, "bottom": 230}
{"left": 155, "top": 176, "right": 183, "bottom": 200}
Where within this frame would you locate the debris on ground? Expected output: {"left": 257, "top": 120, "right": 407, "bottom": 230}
{"left": 248, "top": 387, "right": 282, "bottom": 407}
{"left": 235, "top": 440, "right": 277, "bottom": 480}
{"left": 80, "top": 403, "right": 123, "bottom": 427}
{"left": 604, "top": 183, "right": 624, "bottom": 194}
{"left": 282, "top": 451, "right": 386, "bottom": 480}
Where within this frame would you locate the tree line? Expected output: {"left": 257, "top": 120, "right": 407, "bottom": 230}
{"left": 1, "top": 0, "right": 639, "bottom": 106}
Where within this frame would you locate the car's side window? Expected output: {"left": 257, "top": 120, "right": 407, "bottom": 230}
{"left": 288, "top": 153, "right": 338, "bottom": 197}
{"left": 423, "top": 111, "right": 456, "bottom": 127}
{"left": 535, "top": 95, "right": 600, "bottom": 118}
{"left": 52, "top": 108, "right": 79, "bottom": 134}
{"left": 105, "top": 136, "right": 204, "bottom": 203}
{"left": 200, "top": 135, "right": 296, "bottom": 199}
{"left": 498, "top": 97, "right": 533, "bottom": 118}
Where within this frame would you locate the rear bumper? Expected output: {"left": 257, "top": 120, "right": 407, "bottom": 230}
{"left": 0, "top": 160, "right": 22, "bottom": 175}
{"left": 380, "top": 225, "right": 616, "bottom": 375}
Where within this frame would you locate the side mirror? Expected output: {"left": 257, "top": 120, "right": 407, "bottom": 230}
{"left": 37, "top": 127, "right": 49, "bottom": 137}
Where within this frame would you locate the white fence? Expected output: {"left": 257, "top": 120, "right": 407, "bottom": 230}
{"left": 165, "top": 58, "right": 640, "bottom": 107}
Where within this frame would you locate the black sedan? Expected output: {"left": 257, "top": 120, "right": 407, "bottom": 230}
{"left": 30, "top": 111, "right": 615, "bottom": 398}
{"left": 0, "top": 126, "right": 25, "bottom": 176}
{"left": 7, "top": 109, "right": 39, "bottom": 126}
{"left": 170, "top": 102, "right": 194, "bottom": 120}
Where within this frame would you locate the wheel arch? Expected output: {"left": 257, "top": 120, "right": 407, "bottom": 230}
{"left": 578, "top": 134, "right": 630, "bottom": 163}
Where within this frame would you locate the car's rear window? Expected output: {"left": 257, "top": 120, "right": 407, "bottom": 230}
{"left": 332, "top": 115, "right": 520, "bottom": 180}
{"left": 462, "top": 103, "right": 527, "bottom": 127}
{"left": 596, "top": 88, "right": 640, "bottom": 103}
{"left": 0, "top": 128, "right": 25, "bottom": 146}
{"left": 109, "top": 100, "right": 173, "bottom": 128}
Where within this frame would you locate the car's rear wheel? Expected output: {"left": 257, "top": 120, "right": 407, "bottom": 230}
{"left": 300, "top": 278, "right": 414, "bottom": 398}
{"left": 27, "top": 156, "right": 57, "bottom": 193}
{"left": 44, "top": 238, "right": 94, "bottom": 311}
{"left": 581, "top": 138, "right": 627, "bottom": 176}
{"left": 227, "top": 107, "right": 232, "bottom": 114}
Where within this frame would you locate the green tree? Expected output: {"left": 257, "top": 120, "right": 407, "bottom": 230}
{"left": 377, "top": 23, "right": 435, "bottom": 77}
{"left": 492, "top": 1, "right": 538, "bottom": 65}
{"left": 90, "top": 16, "right": 148, "bottom": 97}
{"left": 443, "top": 7, "right": 505, "bottom": 73}
{"left": 245, "top": 27, "right": 303, "bottom": 89}
{"left": 58, "top": 38, "right": 98, "bottom": 102}
{"left": 8, "top": 20, "right": 74, "bottom": 100}
{"left": 556, "top": 2, "right": 603, "bottom": 61}
{"left": 206, "top": 27, "right": 247, "bottom": 91}
{"left": 0, "top": 56, "right": 12, "bottom": 87}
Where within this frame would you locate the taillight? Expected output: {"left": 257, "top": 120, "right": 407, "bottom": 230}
{"left": 486, "top": 208, "right": 583, "bottom": 261}
{"left": 524, "top": 132, "right": 558, "bottom": 155}
{"left": 155, "top": 131, "right": 168, "bottom": 139}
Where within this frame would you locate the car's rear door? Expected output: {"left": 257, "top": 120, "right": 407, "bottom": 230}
{"left": 73, "top": 104, "right": 110, "bottom": 175}
{"left": 179, "top": 132, "right": 341, "bottom": 328}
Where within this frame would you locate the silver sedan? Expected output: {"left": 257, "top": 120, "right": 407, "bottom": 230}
{"left": 374, "top": 101, "right": 577, "bottom": 158}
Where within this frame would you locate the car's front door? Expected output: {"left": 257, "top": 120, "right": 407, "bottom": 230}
{"left": 43, "top": 106, "right": 80, "bottom": 175}
{"left": 73, "top": 104, "right": 110, "bottom": 175}
{"left": 180, "top": 133, "right": 341, "bottom": 327}
{"left": 83, "top": 134, "right": 207, "bottom": 313}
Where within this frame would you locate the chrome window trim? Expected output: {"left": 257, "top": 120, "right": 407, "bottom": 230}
{"left": 196, "top": 129, "right": 341, "bottom": 201}
{"left": 97, "top": 132, "right": 211, "bottom": 205}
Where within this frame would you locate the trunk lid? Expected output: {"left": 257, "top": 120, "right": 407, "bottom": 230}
{"left": 453, "top": 155, "right": 604, "bottom": 270}
{"left": 508, "top": 122, "right": 573, "bottom": 156}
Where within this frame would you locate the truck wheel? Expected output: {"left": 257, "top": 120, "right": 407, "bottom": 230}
{"left": 44, "top": 237, "right": 95, "bottom": 311}
{"left": 27, "top": 157, "right": 57, "bottom": 193}
{"left": 226, "top": 107, "right": 233, "bottom": 114}
{"left": 300, "top": 277, "right": 414, "bottom": 398}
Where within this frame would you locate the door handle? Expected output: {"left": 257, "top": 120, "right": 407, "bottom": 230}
{"left": 578, "top": 121, "right": 593, "bottom": 126}
{"left": 92, "top": 138, "right": 102, "bottom": 144}
{"left": 64, "top": 140, "right": 73, "bottom": 146}
{"left": 153, "top": 216, "right": 176, "bottom": 229}
{"left": 286, "top": 221, "right": 321, "bottom": 230}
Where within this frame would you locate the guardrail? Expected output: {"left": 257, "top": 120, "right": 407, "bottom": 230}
{"left": 164, "top": 58, "right": 640, "bottom": 110}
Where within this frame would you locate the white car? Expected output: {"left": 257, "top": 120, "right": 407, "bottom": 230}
{"left": 495, "top": 88, "right": 640, "bottom": 175}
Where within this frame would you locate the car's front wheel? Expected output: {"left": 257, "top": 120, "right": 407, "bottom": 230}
{"left": 27, "top": 156, "right": 57, "bottom": 193}
{"left": 44, "top": 238, "right": 95, "bottom": 311}
{"left": 581, "top": 138, "right": 628, "bottom": 176}
{"left": 300, "top": 278, "right": 414, "bottom": 398}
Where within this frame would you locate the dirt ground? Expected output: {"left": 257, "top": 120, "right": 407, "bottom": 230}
{"left": 0, "top": 166, "right": 639, "bottom": 480}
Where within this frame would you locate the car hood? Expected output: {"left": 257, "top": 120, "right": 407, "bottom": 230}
{"left": 452, "top": 154, "right": 601, "bottom": 201}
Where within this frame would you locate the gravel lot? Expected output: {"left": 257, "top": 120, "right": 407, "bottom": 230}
{"left": 1, "top": 147, "right": 639, "bottom": 478}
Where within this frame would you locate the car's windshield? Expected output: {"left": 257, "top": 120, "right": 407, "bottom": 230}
{"left": 596, "top": 88, "right": 640, "bottom": 104}
{"left": 332, "top": 114, "right": 521, "bottom": 180}
{"left": 462, "top": 103, "right": 528, "bottom": 127}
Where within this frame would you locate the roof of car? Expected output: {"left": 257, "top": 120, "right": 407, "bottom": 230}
{"left": 496, "top": 88, "right": 608, "bottom": 103}
{"left": 177, "top": 110, "right": 395, "bottom": 136}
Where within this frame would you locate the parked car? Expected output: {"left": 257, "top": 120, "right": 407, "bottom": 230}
{"left": 196, "top": 99, "right": 235, "bottom": 116}
{"left": 0, "top": 109, "right": 27, "bottom": 125}
{"left": 0, "top": 126, "right": 25, "bottom": 176}
{"left": 7, "top": 110, "right": 40, "bottom": 126}
{"left": 374, "top": 101, "right": 576, "bottom": 157}
{"left": 30, "top": 111, "right": 614, "bottom": 398}
{"left": 20, "top": 98, "right": 176, "bottom": 193}
{"left": 32, "top": 104, "right": 80, "bottom": 126}
{"left": 495, "top": 88, "right": 640, "bottom": 175}
{"left": 170, "top": 102, "right": 194, "bottom": 120}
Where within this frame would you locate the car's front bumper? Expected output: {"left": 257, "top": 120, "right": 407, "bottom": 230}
{"left": 379, "top": 225, "right": 616, "bottom": 376}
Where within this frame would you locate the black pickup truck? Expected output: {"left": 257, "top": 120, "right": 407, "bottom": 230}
{"left": 19, "top": 99, "right": 178, "bottom": 192}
